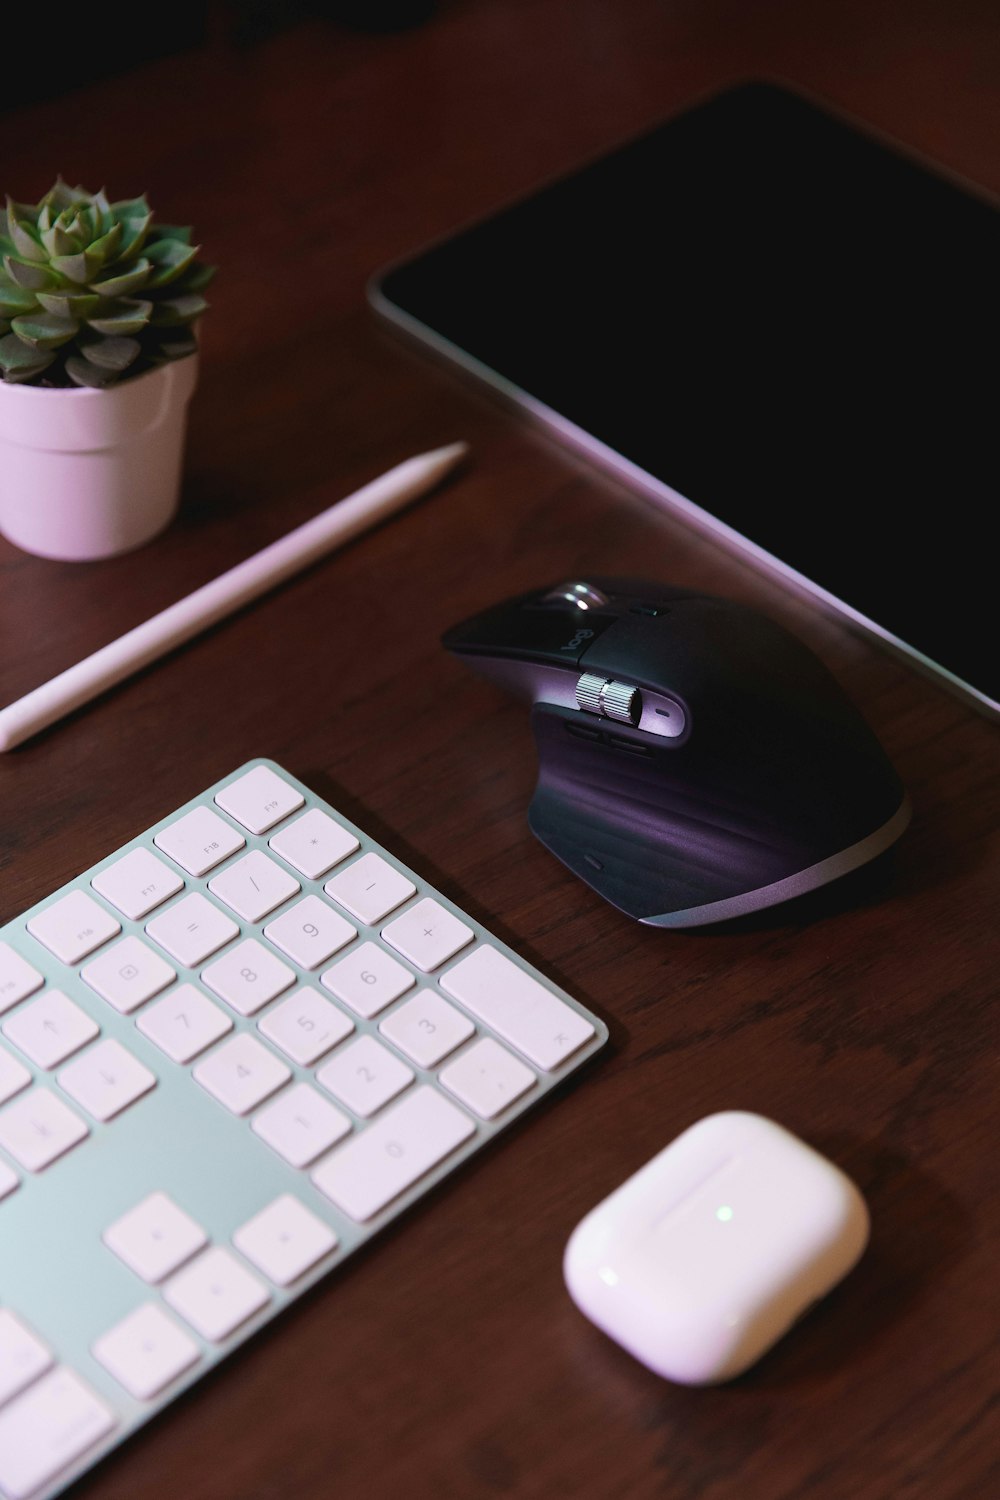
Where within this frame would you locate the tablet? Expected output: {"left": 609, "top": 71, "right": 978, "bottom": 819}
{"left": 370, "top": 82, "right": 1000, "bottom": 722}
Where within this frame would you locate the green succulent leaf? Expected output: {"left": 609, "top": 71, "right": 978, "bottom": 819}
{"left": 10, "top": 310, "right": 80, "bottom": 350}
{"left": 172, "top": 262, "right": 216, "bottom": 293}
{"left": 49, "top": 248, "right": 103, "bottom": 284}
{"left": 0, "top": 331, "right": 55, "bottom": 381}
{"left": 91, "top": 257, "right": 151, "bottom": 300}
{"left": 149, "top": 292, "right": 207, "bottom": 327}
{"left": 88, "top": 220, "right": 123, "bottom": 266}
{"left": 65, "top": 354, "right": 118, "bottom": 388}
{"left": 3, "top": 256, "right": 59, "bottom": 291}
{"left": 46, "top": 179, "right": 94, "bottom": 212}
{"left": 115, "top": 213, "right": 153, "bottom": 263}
{"left": 153, "top": 333, "right": 198, "bottom": 362}
{"left": 78, "top": 335, "right": 141, "bottom": 372}
{"left": 109, "top": 194, "right": 150, "bottom": 223}
{"left": 85, "top": 297, "right": 152, "bottom": 335}
{"left": 147, "top": 223, "right": 193, "bottom": 245}
{"left": 40, "top": 224, "right": 82, "bottom": 258}
{"left": 35, "top": 287, "right": 101, "bottom": 319}
{"left": 144, "top": 238, "right": 199, "bottom": 288}
{"left": 5, "top": 201, "right": 46, "bottom": 263}
{"left": 0, "top": 234, "right": 16, "bottom": 258}
{"left": 0, "top": 282, "right": 39, "bottom": 317}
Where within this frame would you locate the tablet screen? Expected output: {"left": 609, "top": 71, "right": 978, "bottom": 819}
{"left": 372, "top": 83, "right": 1000, "bottom": 716}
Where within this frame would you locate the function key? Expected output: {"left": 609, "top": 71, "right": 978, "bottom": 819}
{"left": 91, "top": 847, "right": 184, "bottom": 921}
{"left": 154, "top": 807, "right": 245, "bottom": 878}
{"left": 26, "top": 891, "right": 121, "bottom": 966}
{"left": 269, "top": 808, "right": 359, "bottom": 880}
{"left": 214, "top": 765, "right": 304, "bottom": 835}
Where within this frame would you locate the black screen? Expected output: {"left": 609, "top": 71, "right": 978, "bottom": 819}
{"left": 374, "top": 83, "right": 1000, "bottom": 710}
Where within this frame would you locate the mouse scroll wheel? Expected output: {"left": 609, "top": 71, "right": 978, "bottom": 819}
{"left": 541, "top": 582, "right": 611, "bottom": 610}
{"left": 576, "top": 673, "right": 642, "bottom": 725}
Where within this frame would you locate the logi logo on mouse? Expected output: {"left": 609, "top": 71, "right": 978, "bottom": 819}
{"left": 561, "top": 628, "right": 594, "bottom": 652}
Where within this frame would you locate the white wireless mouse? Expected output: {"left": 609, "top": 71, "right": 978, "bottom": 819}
{"left": 563, "top": 1111, "right": 870, "bottom": 1385}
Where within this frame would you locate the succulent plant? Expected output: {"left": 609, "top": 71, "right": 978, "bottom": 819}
{"left": 0, "top": 178, "right": 215, "bottom": 387}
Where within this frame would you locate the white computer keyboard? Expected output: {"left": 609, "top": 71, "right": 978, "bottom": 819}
{"left": 0, "top": 760, "right": 607, "bottom": 1499}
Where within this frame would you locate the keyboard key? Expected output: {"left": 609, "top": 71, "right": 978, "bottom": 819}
{"left": 311, "top": 1085, "right": 475, "bottom": 1222}
{"left": 136, "top": 984, "right": 232, "bottom": 1064}
{"left": 0, "top": 943, "right": 43, "bottom": 1014}
{"left": 214, "top": 764, "right": 304, "bottom": 834}
{"left": 0, "top": 1309, "right": 52, "bottom": 1407}
{"left": 145, "top": 892, "right": 239, "bottom": 967}
{"left": 0, "top": 1045, "right": 32, "bottom": 1106}
{"left": 316, "top": 1035, "right": 413, "bottom": 1117}
{"left": 91, "top": 847, "right": 184, "bottom": 920}
{"left": 269, "top": 807, "right": 359, "bottom": 879}
{"left": 2, "top": 990, "right": 99, "bottom": 1068}
{"left": 325, "top": 853, "right": 416, "bottom": 925}
{"left": 81, "top": 935, "right": 176, "bottom": 1014}
{"left": 58, "top": 1039, "right": 157, "bottom": 1122}
{"left": 381, "top": 898, "right": 474, "bottom": 972}
{"left": 0, "top": 1160, "right": 18, "bottom": 1200}
{"left": 163, "top": 1246, "right": 269, "bottom": 1342}
{"left": 439, "top": 1036, "right": 536, "bottom": 1119}
{"left": 208, "top": 850, "right": 300, "bottom": 923}
{"left": 251, "top": 1082, "right": 351, "bottom": 1169}
{"left": 154, "top": 806, "right": 245, "bottom": 876}
{"left": 257, "top": 987, "right": 353, "bottom": 1067}
{"left": 201, "top": 938, "right": 295, "bottom": 1016}
{"left": 0, "top": 1367, "right": 115, "bottom": 1500}
{"left": 92, "top": 1302, "right": 199, "bottom": 1401}
{"left": 103, "top": 1191, "right": 208, "bottom": 1284}
{"left": 321, "top": 940, "right": 414, "bottom": 1018}
{"left": 234, "top": 1194, "right": 338, "bottom": 1286}
{"left": 0, "top": 1088, "right": 88, "bottom": 1171}
{"left": 379, "top": 991, "right": 475, "bottom": 1068}
{"left": 26, "top": 890, "right": 120, "bottom": 965}
{"left": 193, "top": 1034, "right": 291, "bottom": 1115}
{"left": 263, "top": 894, "right": 356, "bottom": 970}
{"left": 441, "top": 945, "right": 596, "bottom": 1070}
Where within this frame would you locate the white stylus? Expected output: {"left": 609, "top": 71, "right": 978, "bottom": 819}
{"left": 0, "top": 441, "right": 468, "bottom": 752}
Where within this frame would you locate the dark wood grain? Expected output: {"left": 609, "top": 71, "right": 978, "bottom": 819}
{"left": 1, "top": 3, "right": 997, "bottom": 1497}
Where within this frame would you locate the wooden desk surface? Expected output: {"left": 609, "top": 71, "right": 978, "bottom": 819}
{"left": 1, "top": 3, "right": 997, "bottom": 1496}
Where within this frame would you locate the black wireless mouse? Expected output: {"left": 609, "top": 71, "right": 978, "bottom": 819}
{"left": 442, "top": 579, "right": 911, "bottom": 926}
